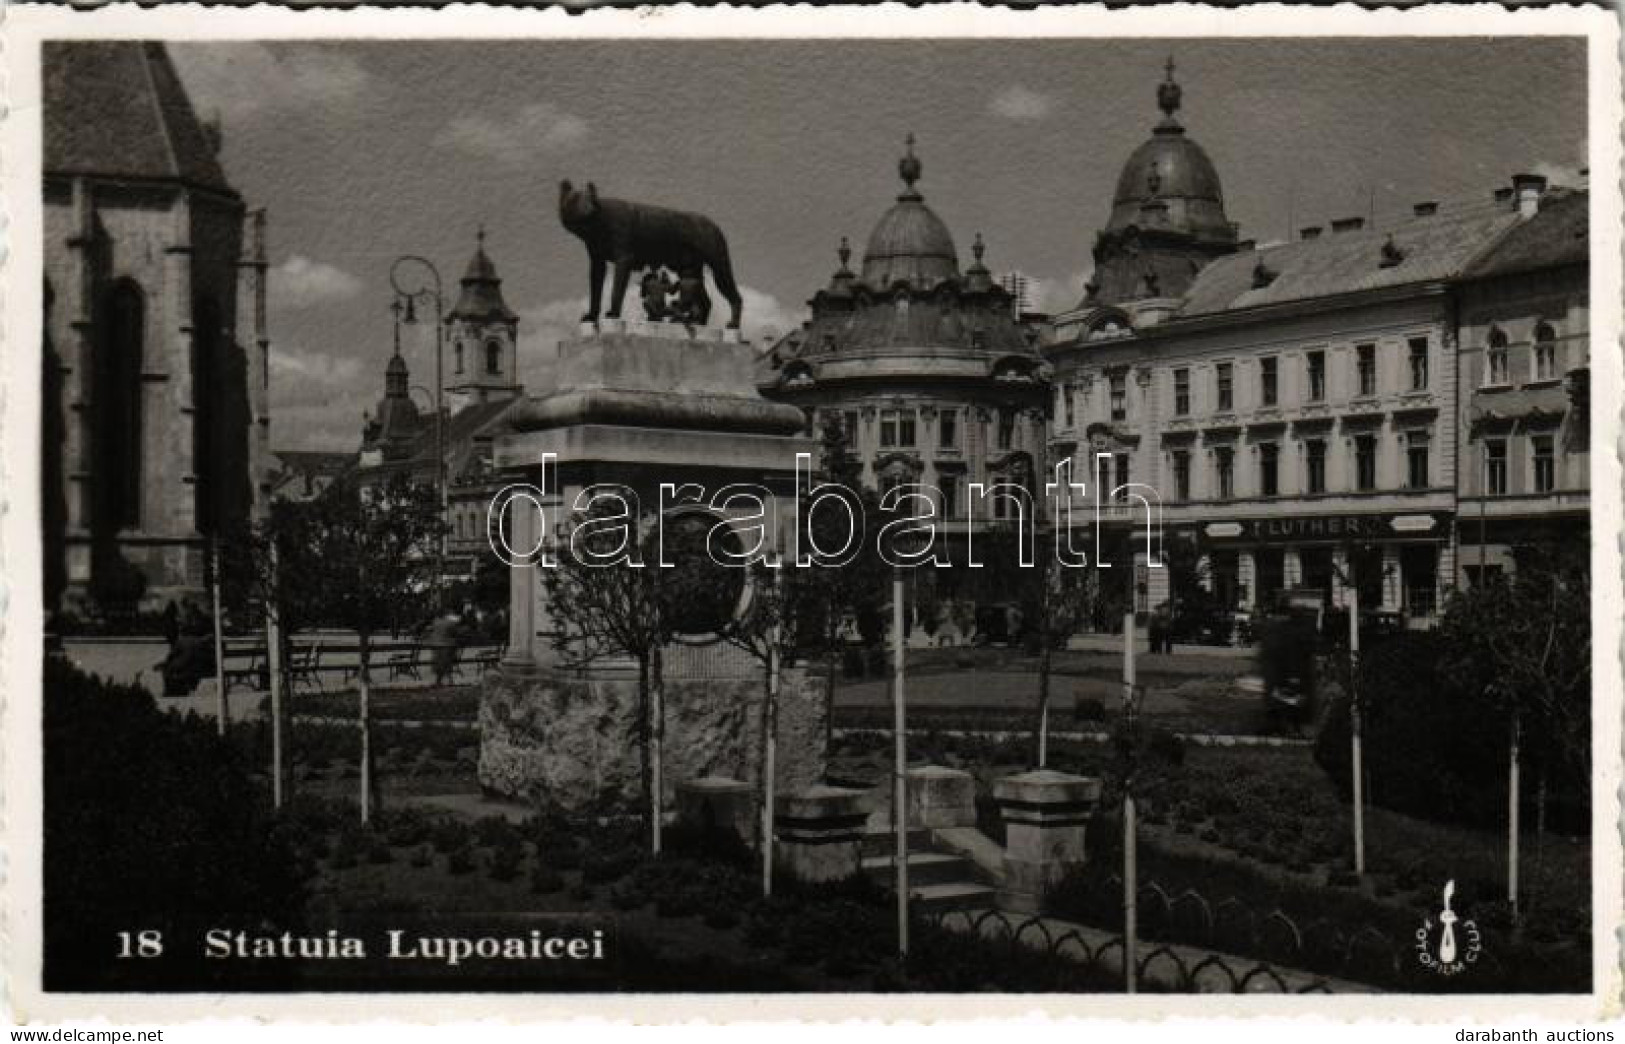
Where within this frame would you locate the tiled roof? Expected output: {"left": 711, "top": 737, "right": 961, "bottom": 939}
{"left": 273, "top": 450, "right": 355, "bottom": 475}
{"left": 44, "top": 41, "right": 235, "bottom": 194}
{"left": 1176, "top": 198, "right": 1520, "bottom": 318}
{"left": 397, "top": 397, "right": 519, "bottom": 466}
{"left": 1461, "top": 190, "right": 1588, "bottom": 279}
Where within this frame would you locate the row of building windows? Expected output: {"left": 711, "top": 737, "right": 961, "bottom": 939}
{"left": 1144, "top": 429, "right": 1559, "bottom": 503}
{"left": 1060, "top": 336, "right": 1449, "bottom": 430}
{"left": 452, "top": 338, "right": 505, "bottom": 376}
{"left": 1158, "top": 432, "right": 1432, "bottom": 502}
{"left": 1481, "top": 432, "right": 1559, "bottom": 495}
{"left": 1171, "top": 338, "right": 1431, "bottom": 418}
{"left": 1483, "top": 323, "right": 1562, "bottom": 385}
{"left": 822, "top": 406, "right": 1030, "bottom": 453}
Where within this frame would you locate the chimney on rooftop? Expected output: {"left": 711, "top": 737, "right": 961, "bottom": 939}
{"left": 1300, "top": 226, "right": 1322, "bottom": 241}
{"left": 1511, "top": 173, "right": 1548, "bottom": 218}
{"left": 1413, "top": 201, "right": 1439, "bottom": 217}
{"left": 1330, "top": 217, "right": 1365, "bottom": 234}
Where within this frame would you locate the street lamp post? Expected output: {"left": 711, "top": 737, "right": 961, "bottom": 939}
{"left": 390, "top": 256, "right": 447, "bottom": 605}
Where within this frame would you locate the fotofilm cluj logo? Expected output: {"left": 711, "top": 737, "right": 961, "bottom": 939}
{"left": 1415, "top": 879, "right": 1483, "bottom": 976}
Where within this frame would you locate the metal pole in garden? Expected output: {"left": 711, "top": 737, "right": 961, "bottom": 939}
{"left": 893, "top": 568, "right": 909, "bottom": 960}
{"left": 1122, "top": 609, "right": 1137, "bottom": 994}
{"left": 266, "top": 540, "right": 285, "bottom": 809}
{"left": 211, "top": 535, "right": 227, "bottom": 737}
{"left": 1349, "top": 580, "right": 1365, "bottom": 876}
{"left": 762, "top": 572, "right": 781, "bottom": 898}
{"left": 1508, "top": 709, "right": 1520, "bottom": 918}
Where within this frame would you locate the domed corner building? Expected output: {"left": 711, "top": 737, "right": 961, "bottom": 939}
{"left": 1052, "top": 58, "right": 1241, "bottom": 345}
{"left": 759, "top": 137, "right": 1050, "bottom": 616}
{"left": 1043, "top": 58, "right": 1245, "bottom": 625}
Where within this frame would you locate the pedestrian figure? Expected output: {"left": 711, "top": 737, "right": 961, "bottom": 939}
{"left": 426, "top": 608, "right": 464, "bottom": 688}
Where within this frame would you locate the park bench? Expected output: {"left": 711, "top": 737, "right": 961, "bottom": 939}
{"left": 387, "top": 643, "right": 425, "bottom": 681}
{"left": 221, "top": 640, "right": 267, "bottom": 693}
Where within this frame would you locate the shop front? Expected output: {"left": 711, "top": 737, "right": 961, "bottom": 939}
{"left": 1171, "top": 508, "right": 1455, "bottom": 626}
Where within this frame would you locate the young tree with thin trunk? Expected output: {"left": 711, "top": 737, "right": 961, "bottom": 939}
{"left": 219, "top": 500, "right": 329, "bottom": 805}
{"left": 306, "top": 473, "right": 442, "bottom": 823}
{"left": 724, "top": 562, "right": 807, "bottom": 895}
{"left": 1438, "top": 546, "right": 1590, "bottom": 917}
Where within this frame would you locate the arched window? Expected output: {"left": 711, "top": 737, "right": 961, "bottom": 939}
{"left": 1533, "top": 322, "right": 1558, "bottom": 381}
{"left": 95, "top": 279, "right": 146, "bottom": 529}
{"left": 485, "top": 339, "right": 502, "bottom": 375}
{"left": 1486, "top": 326, "right": 1510, "bottom": 386}
{"left": 454, "top": 339, "right": 465, "bottom": 375}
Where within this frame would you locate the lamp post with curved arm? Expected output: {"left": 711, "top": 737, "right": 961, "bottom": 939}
{"left": 391, "top": 256, "right": 447, "bottom": 605}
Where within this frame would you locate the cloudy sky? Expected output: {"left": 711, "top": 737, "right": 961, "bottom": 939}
{"left": 166, "top": 37, "right": 1587, "bottom": 452}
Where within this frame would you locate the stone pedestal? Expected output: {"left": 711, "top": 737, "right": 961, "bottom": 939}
{"left": 676, "top": 775, "right": 756, "bottom": 843}
{"left": 479, "top": 329, "right": 822, "bottom": 810}
{"left": 775, "top": 786, "right": 870, "bottom": 884}
{"left": 993, "top": 769, "right": 1103, "bottom": 914}
{"left": 906, "top": 765, "right": 977, "bottom": 828}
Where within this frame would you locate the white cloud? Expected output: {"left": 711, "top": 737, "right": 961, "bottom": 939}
{"left": 170, "top": 43, "right": 372, "bottom": 122}
{"left": 273, "top": 256, "right": 364, "bottom": 309}
{"left": 436, "top": 101, "right": 588, "bottom": 165}
{"left": 989, "top": 85, "right": 1053, "bottom": 123}
{"left": 738, "top": 285, "right": 801, "bottom": 347}
{"left": 1015, "top": 269, "right": 1092, "bottom": 316}
{"left": 267, "top": 343, "right": 372, "bottom": 452}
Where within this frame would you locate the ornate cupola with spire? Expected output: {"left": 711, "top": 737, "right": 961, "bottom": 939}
{"left": 361, "top": 316, "right": 424, "bottom": 464}
{"left": 445, "top": 225, "right": 522, "bottom": 407}
{"left": 1073, "top": 58, "right": 1240, "bottom": 323}
{"left": 760, "top": 136, "right": 1047, "bottom": 582}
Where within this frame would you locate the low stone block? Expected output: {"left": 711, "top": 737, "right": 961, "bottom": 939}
{"left": 906, "top": 764, "right": 977, "bottom": 828}
{"left": 774, "top": 785, "right": 870, "bottom": 884}
{"left": 676, "top": 775, "right": 756, "bottom": 844}
{"left": 993, "top": 769, "right": 1103, "bottom": 912}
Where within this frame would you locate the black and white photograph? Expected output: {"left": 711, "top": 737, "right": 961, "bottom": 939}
{"left": 4, "top": 0, "right": 1621, "bottom": 1026}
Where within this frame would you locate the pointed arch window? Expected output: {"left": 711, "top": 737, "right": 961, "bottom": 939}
{"left": 96, "top": 279, "right": 146, "bottom": 528}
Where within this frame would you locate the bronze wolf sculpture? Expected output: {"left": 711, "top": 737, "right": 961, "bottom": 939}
{"left": 558, "top": 180, "right": 743, "bottom": 330}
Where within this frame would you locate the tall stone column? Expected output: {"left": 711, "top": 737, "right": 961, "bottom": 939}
{"left": 503, "top": 491, "right": 540, "bottom": 669}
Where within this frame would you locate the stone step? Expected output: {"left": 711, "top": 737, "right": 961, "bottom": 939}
{"left": 859, "top": 826, "right": 933, "bottom": 858}
{"left": 908, "top": 881, "right": 998, "bottom": 912}
{"left": 861, "top": 850, "right": 973, "bottom": 887}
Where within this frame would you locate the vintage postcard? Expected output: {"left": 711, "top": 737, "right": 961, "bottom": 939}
{"left": 2, "top": 0, "right": 1620, "bottom": 1025}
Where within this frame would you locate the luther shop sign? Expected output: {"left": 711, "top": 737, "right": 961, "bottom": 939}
{"left": 1200, "top": 511, "right": 1454, "bottom": 546}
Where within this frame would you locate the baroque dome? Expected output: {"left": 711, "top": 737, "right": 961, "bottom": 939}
{"left": 860, "top": 135, "right": 960, "bottom": 289}
{"left": 1105, "top": 59, "right": 1235, "bottom": 245}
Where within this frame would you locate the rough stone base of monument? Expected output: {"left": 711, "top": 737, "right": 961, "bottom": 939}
{"left": 479, "top": 662, "right": 824, "bottom": 812}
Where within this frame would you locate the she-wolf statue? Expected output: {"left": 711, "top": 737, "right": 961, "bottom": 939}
{"left": 558, "top": 179, "right": 743, "bottom": 330}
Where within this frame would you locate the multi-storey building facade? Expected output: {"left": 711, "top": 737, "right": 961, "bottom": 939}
{"left": 1454, "top": 186, "right": 1590, "bottom": 584}
{"left": 760, "top": 139, "right": 1048, "bottom": 586}
{"left": 1049, "top": 166, "right": 1579, "bottom": 626}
